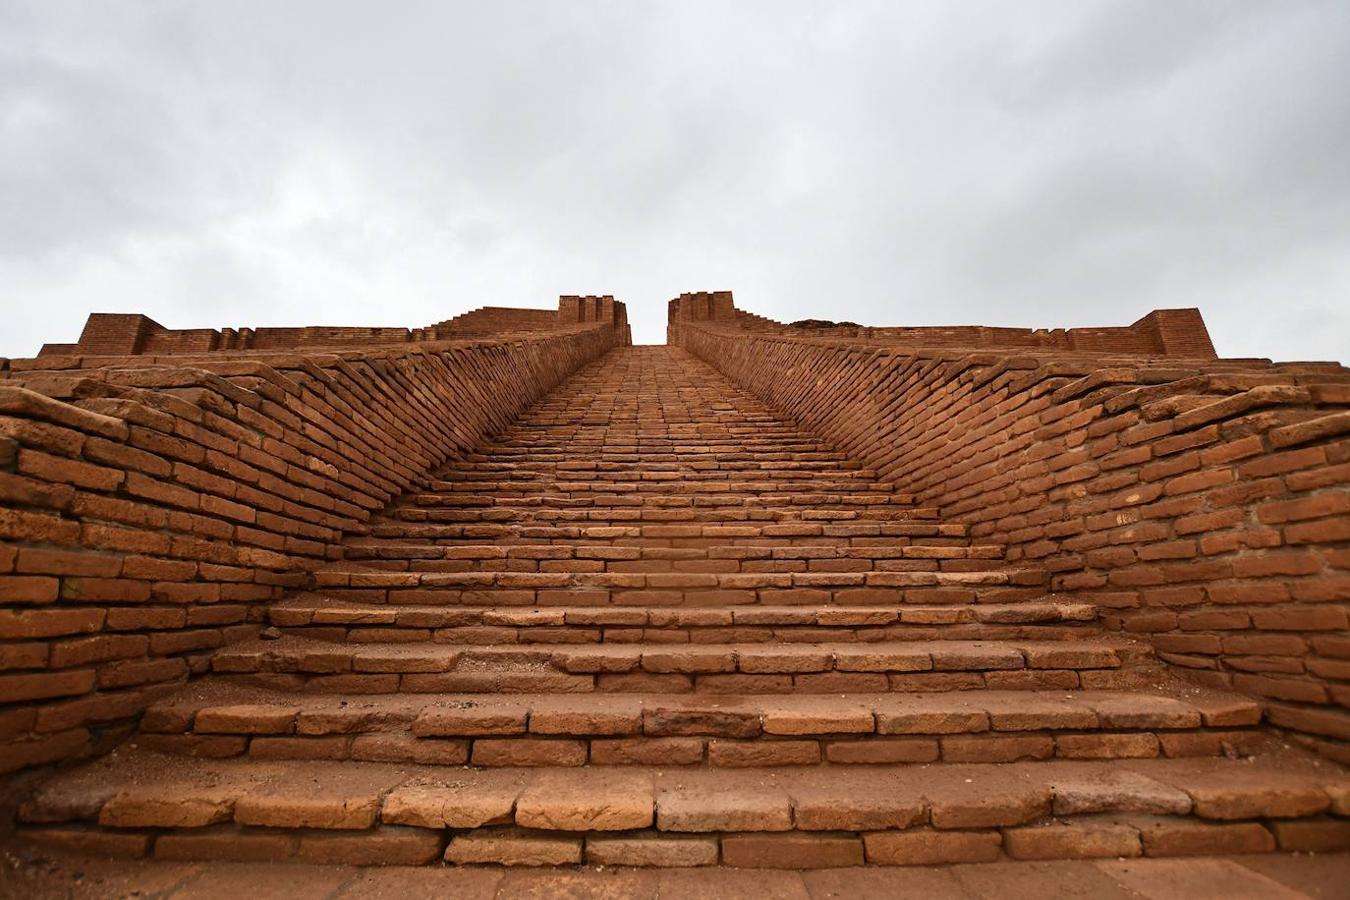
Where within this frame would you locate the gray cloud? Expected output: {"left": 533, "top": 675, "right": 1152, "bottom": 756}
{"left": 2, "top": 0, "right": 1347, "bottom": 361}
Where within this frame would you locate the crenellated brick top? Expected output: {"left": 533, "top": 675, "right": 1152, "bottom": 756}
{"left": 669, "top": 291, "right": 1216, "bottom": 358}
{"left": 37, "top": 295, "right": 631, "bottom": 358}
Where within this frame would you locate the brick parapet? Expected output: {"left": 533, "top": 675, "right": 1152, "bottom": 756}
{"left": 671, "top": 295, "right": 1216, "bottom": 358}
{"left": 36, "top": 295, "right": 631, "bottom": 358}
{"left": 673, "top": 305, "right": 1349, "bottom": 759}
{"left": 0, "top": 318, "right": 625, "bottom": 774}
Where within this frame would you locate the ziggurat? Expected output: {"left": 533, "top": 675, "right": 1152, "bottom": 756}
{"left": 0, "top": 291, "right": 1346, "bottom": 870}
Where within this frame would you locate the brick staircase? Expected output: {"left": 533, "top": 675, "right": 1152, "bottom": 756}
{"left": 17, "top": 346, "right": 1348, "bottom": 867}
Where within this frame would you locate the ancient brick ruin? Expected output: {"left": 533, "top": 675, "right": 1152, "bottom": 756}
{"left": 1, "top": 291, "right": 1346, "bottom": 868}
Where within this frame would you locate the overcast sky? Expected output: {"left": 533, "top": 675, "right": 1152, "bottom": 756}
{"left": 2, "top": 1, "right": 1348, "bottom": 361}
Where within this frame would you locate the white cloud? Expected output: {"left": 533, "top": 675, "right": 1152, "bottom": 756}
{"left": 1, "top": 0, "right": 1347, "bottom": 361}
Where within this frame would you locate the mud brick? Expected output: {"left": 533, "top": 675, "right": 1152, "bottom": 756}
{"left": 644, "top": 706, "right": 762, "bottom": 738}
{"left": 656, "top": 780, "right": 792, "bottom": 832}
{"left": 722, "top": 834, "right": 863, "bottom": 868}
{"left": 135, "top": 734, "right": 249, "bottom": 757}
{"left": 100, "top": 787, "right": 236, "bottom": 828}
{"left": 591, "top": 737, "right": 704, "bottom": 766}
{"left": 296, "top": 826, "right": 444, "bottom": 866}
{"left": 790, "top": 783, "right": 924, "bottom": 831}
{"left": 249, "top": 736, "right": 350, "bottom": 760}
{"left": 1136, "top": 818, "right": 1275, "bottom": 855}
{"left": 515, "top": 770, "right": 654, "bottom": 830}
{"left": 383, "top": 780, "right": 523, "bottom": 829}
{"left": 0, "top": 670, "right": 95, "bottom": 702}
{"left": 528, "top": 704, "right": 642, "bottom": 735}
{"left": 155, "top": 827, "right": 296, "bottom": 862}
{"left": 49, "top": 634, "right": 148, "bottom": 668}
{"left": 708, "top": 739, "right": 820, "bottom": 767}
{"left": 234, "top": 783, "right": 383, "bottom": 829}
{"left": 641, "top": 648, "right": 736, "bottom": 673}
{"left": 598, "top": 672, "right": 692, "bottom": 692}
{"left": 446, "top": 829, "right": 581, "bottom": 866}
{"left": 0, "top": 576, "right": 60, "bottom": 604}
{"left": 1004, "top": 821, "right": 1142, "bottom": 859}
{"left": 1270, "top": 819, "right": 1350, "bottom": 853}
{"left": 929, "top": 779, "right": 1051, "bottom": 828}
{"left": 825, "top": 738, "right": 940, "bottom": 764}
{"left": 834, "top": 647, "right": 931, "bottom": 672}
{"left": 864, "top": 829, "right": 1002, "bottom": 865}
{"left": 585, "top": 834, "right": 719, "bottom": 867}
{"left": 941, "top": 735, "right": 1055, "bottom": 763}
{"left": 1055, "top": 733, "right": 1160, "bottom": 759}
{"left": 762, "top": 703, "right": 873, "bottom": 735}
{"left": 471, "top": 738, "right": 587, "bottom": 767}
{"left": 22, "top": 828, "right": 151, "bottom": 859}
{"left": 737, "top": 647, "right": 832, "bottom": 673}
{"left": 698, "top": 673, "right": 795, "bottom": 693}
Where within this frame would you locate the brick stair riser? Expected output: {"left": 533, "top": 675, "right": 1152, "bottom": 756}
{"left": 21, "top": 816, "right": 1349, "bottom": 867}
{"left": 306, "top": 586, "right": 1049, "bottom": 608}
{"left": 209, "top": 668, "right": 1167, "bottom": 696}
{"left": 275, "top": 623, "right": 1100, "bottom": 646}
{"left": 134, "top": 728, "right": 1270, "bottom": 768}
{"left": 424, "top": 480, "right": 902, "bottom": 495}
{"left": 342, "top": 544, "right": 1005, "bottom": 562}
{"left": 381, "top": 507, "right": 939, "bottom": 525}
{"left": 400, "top": 493, "right": 920, "bottom": 510}
{"left": 19, "top": 750, "right": 1348, "bottom": 867}
{"left": 358, "top": 523, "right": 976, "bottom": 547}
{"left": 312, "top": 569, "right": 1045, "bottom": 591}
{"left": 336, "top": 556, "right": 1009, "bottom": 576}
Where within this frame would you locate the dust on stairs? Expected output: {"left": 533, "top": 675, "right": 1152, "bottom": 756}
{"left": 17, "top": 346, "right": 1349, "bottom": 868}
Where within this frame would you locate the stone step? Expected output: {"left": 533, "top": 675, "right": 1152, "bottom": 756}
{"left": 403, "top": 489, "right": 919, "bottom": 507}
{"left": 314, "top": 568, "right": 1041, "bottom": 589}
{"left": 426, "top": 478, "right": 901, "bottom": 494}
{"left": 18, "top": 752, "right": 1348, "bottom": 866}
{"left": 209, "top": 636, "right": 1160, "bottom": 695}
{"left": 379, "top": 505, "right": 941, "bottom": 525}
{"left": 306, "top": 569, "right": 1047, "bottom": 608}
{"left": 359, "top": 520, "right": 973, "bottom": 547}
{"left": 338, "top": 542, "right": 1009, "bottom": 574}
{"left": 436, "top": 460, "right": 879, "bottom": 477}
{"left": 132, "top": 685, "right": 1270, "bottom": 767}
{"left": 462, "top": 448, "right": 857, "bottom": 463}
{"left": 270, "top": 597, "right": 1098, "bottom": 644}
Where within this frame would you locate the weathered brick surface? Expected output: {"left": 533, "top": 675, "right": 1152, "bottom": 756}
{"left": 5, "top": 293, "right": 1347, "bottom": 872}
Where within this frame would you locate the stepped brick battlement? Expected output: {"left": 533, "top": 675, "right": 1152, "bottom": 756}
{"left": 1, "top": 291, "right": 1345, "bottom": 871}
{"left": 669, "top": 290, "right": 1217, "bottom": 357}
{"left": 38, "top": 294, "right": 630, "bottom": 357}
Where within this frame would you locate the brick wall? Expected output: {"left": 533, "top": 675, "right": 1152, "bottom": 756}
{"left": 673, "top": 296, "right": 1216, "bottom": 357}
{"left": 672, "top": 296, "right": 1349, "bottom": 760}
{"left": 0, "top": 314, "right": 626, "bottom": 774}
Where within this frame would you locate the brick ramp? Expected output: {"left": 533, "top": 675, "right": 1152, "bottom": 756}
{"left": 15, "top": 346, "right": 1350, "bottom": 866}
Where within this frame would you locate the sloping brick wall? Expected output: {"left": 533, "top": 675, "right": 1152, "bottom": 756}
{"left": 672, "top": 298, "right": 1349, "bottom": 760}
{"left": 0, "top": 317, "right": 626, "bottom": 774}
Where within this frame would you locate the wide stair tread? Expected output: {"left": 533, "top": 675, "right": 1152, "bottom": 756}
{"left": 267, "top": 596, "right": 1100, "bottom": 647}
{"left": 127, "top": 680, "right": 1276, "bottom": 769}
{"left": 19, "top": 749, "right": 1348, "bottom": 866}
{"left": 207, "top": 634, "right": 1168, "bottom": 697}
